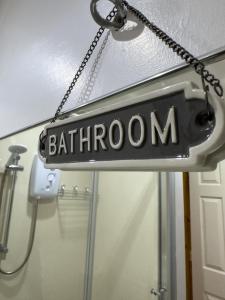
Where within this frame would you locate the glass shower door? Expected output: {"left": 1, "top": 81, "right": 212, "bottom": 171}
{"left": 84, "top": 171, "right": 170, "bottom": 300}
{"left": 0, "top": 125, "right": 173, "bottom": 300}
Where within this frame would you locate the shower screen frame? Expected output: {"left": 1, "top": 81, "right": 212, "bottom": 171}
{"left": 83, "top": 171, "right": 181, "bottom": 300}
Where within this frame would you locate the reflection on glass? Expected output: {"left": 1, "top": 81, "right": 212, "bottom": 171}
{"left": 91, "top": 172, "right": 159, "bottom": 300}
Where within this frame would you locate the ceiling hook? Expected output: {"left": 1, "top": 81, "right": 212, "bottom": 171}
{"left": 90, "top": 0, "right": 127, "bottom": 31}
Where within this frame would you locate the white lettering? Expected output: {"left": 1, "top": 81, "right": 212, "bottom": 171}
{"left": 151, "top": 107, "right": 178, "bottom": 145}
{"left": 109, "top": 120, "right": 124, "bottom": 150}
{"left": 58, "top": 132, "right": 68, "bottom": 154}
{"left": 128, "top": 115, "right": 145, "bottom": 147}
{"left": 68, "top": 129, "right": 78, "bottom": 153}
{"left": 49, "top": 135, "right": 57, "bottom": 156}
{"left": 80, "top": 127, "right": 91, "bottom": 152}
{"left": 94, "top": 124, "right": 107, "bottom": 151}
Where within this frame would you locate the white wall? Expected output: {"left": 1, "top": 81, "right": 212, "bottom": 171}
{"left": 92, "top": 172, "right": 159, "bottom": 300}
{"left": 0, "top": 124, "right": 93, "bottom": 300}
{"left": 0, "top": 125, "right": 161, "bottom": 300}
{"left": 0, "top": 0, "right": 225, "bottom": 137}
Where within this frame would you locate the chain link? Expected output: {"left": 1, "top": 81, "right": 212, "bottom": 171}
{"left": 122, "top": 0, "right": 223, "bottom": 98}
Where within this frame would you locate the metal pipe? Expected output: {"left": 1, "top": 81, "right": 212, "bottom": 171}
{"left": 0, "top": 170, "right": 8, "bottom": 258}
{"left": 151, "top": 172, "right": 168, "bottom": 298}
{"left": 2, "top": 170, "right": 17, "bottom": 249}
{"left": 0, "top": 170, "right": 7, "bottom": 212}
{"left": 0, "top": 166, "right": 38, "bottom": 275}
{"left": 83, "top": 171, "right": 99, "bottom": 300}
{"left": 158, "top": 172, "right": 163, "bottom": 297}
{"left": 0, "top": 199, "right": 38, "bottom": 275}
{"left": 0, "top": 145, "right": 27, "bottom": 255}
{"left": 0, "top": 144, "right": 38, "bottom": 275}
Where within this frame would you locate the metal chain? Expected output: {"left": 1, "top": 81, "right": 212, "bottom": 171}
{"left": 50, "top": 7, "right": 118, "bottom": 124}
{"left": 52, "top": 0, "right": 224, "bottom": 123}
{"left": 78, "top": 31, "right": 110, "bottom": 105}
{"left": 122, "top": 0, "right": 223, "bottom": 98}
{"left": 40, "top": 0, "right": 224, "bottom": 148}
{"left": 39, "top": 7, "right": 117, "bottom": 149}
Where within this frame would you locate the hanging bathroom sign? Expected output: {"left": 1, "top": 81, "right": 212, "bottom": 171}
{"left": 39, "top": 82, "right": 225, "bottom": 171}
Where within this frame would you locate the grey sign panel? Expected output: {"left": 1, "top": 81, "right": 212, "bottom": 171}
{"left": 40, "top": 83, "right": 224, "bottom": 170}
{"left": 40, "top": 92, "right": 215, "bottom": 164}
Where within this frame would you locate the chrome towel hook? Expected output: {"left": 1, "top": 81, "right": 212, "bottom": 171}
{"left": 90, "top": 0, "right": 127, "bottom": 30}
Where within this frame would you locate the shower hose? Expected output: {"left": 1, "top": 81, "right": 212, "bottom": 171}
{"left": 0, "top": 169, "right": 38, "bottom": 276}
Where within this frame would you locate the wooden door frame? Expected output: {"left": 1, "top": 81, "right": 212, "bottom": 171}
{"left": 183, "top": 173, "right": 193, "bottom": 300}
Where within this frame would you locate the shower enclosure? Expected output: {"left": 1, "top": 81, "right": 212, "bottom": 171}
{"left": 84, "top": 171, "right": 175, "bottom": 300}
{"left": 0, "top": 145, "right": 39, "bottom": 276}
{"left": 0, "top": 125, "right": 175, "bottom": 300}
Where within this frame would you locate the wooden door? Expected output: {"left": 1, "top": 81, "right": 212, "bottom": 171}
{"left": 190, "top": 161, "right": 225, "bottom": 300}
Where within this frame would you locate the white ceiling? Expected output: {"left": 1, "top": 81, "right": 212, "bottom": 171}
{"left": 0, "top": 0, "right": 225, "bottom": 138}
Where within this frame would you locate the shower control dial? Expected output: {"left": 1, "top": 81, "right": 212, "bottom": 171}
{"left": 47, "top": 173, "right": 56, "bottom": 184}
{"left": 29, "top": 155, "right": 60, "bottom": 200}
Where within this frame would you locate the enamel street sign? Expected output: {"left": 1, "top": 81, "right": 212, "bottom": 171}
{"left": 38, "top": 82, "right": 225, "bottom": 171}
